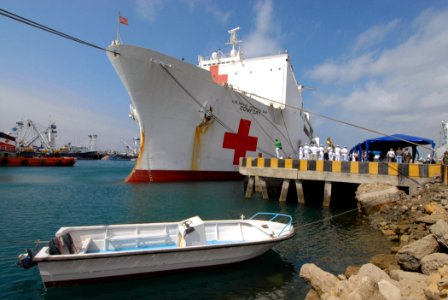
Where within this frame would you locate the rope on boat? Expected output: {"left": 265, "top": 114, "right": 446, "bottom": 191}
{"left": 0, "top": 239, "right": 49, "bottom": 246}
{"left": 0, "top": 8, "right": 118, "bottom": 55}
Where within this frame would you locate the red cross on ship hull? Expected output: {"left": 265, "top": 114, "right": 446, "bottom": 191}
{"left": 222, "top": 119, "right": 258, "bottom": 165}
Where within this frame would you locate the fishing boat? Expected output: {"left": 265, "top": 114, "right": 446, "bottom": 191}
{"left": 17, "top": 213, "right": 294, "bottom": 287}
{"left": 107, "top": 27, "right": 313, "bottom": 182}
{"left": 0, "top": 156, "right": 76, "bottom": 167}
{"left": 0, "top": 132, "right": 76, "bottom": 167}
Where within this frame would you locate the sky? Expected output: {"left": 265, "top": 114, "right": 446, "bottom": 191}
{"left": 1, "top": 0, "right": 448, "bottom": 153}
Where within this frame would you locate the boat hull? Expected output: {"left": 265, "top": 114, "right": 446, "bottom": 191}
{"left": 126, "top": 169, "right": 243, "bottom": 182}
{"left": 38, "top": 241, "right": 276, "bottom": 287}
{"left": 27, "top": 213, "right": 295, "bottom": 287}
{"left": 0, "top": 157, "right": 75, "bottom": 167}
{"left": 107, "top": 44, "right": 312, "bottom": 182}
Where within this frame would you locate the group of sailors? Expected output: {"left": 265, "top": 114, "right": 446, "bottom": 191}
{"left": 274, "top": 139, "right": 354, "bottom": 161}
{"left": 297, "top": 143, "right": 351, "bottom": 161}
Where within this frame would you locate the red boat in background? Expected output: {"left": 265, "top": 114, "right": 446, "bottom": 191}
{"left": 0, "top": 132, "right": 76, "bottom": 167}
{"left": 0, "top": 156, "right": 75, "bottom": 167}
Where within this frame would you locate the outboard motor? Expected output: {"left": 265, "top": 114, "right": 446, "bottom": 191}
{"left": 17, "top": 248, "right": 37, "bottom": 270}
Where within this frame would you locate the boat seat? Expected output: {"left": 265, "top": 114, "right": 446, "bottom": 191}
{"left": 78, "top": 238, "right": 92, "bottom": 254}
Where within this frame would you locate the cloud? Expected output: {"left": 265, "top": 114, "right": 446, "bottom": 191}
{"left": 0, "top": 82, "right": 137, "bottom": 151}
{"left": 242, "top": 0, "right": 282, "bottom": 58}
{"left": 203, "top": 2, "right": 231, "bottom": 24}
{"left": 137, "top": 0, "right": 230, "bottom": 24}
{"left": 307, "top": 8, "right": 448, "bottom": 146}
{"left": 352, "top": 19, "right": 400, "bottom": 52}
{"left": 136, "top": 0, "right": 163, "bottom": 22}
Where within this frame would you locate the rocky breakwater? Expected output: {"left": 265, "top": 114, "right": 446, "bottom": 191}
{"left": 300, "top": 182, "right": 448, "bottom": 300}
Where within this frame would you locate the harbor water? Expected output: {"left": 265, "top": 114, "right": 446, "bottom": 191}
{"left": 0, "top": 161, "right": 393, "bottom": 299}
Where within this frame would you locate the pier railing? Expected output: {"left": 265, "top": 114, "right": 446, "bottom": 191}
{"left": 239, "top": 157, "right": 446, "bottom": 204}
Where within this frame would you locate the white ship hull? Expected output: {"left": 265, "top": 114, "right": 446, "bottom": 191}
{"left": 107, "top": 37, "right": 312, "bottom": 182}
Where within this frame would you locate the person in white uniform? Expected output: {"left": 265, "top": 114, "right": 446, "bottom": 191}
{"left": 318, "top": 144, "right": 324, "bottom": 160}
{"left": 303, "top": 143, "right": 310, "bottom": 160}
{"left": 334, "top": 145, "right": 341, "bottom": 161}
{"left": 341, "top": 146, "right": 348, "bottom": 161}
{"left": 309, "top": 143, "right": 318, "bottom": 160}
{"left": 328, "top": 146, "right": 334, "bottom": 161}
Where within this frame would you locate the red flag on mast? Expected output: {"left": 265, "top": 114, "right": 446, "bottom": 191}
{"left": 119, "top": 16, "right": 128, "bottom": 25}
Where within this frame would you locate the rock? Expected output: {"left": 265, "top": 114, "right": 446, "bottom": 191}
{"left": 386, "top": 264, "right": 400, "bottom": 274}
{"left": 336, "top": 274, "right": 382, "bottom": 300}
{"left": 379, "top": 221, "right": 388, "bottom": 228}
{"left": 381, "top": 229, "right": 396, "bottom": 236}
{"left": 396, "top": 224, "right": 410, "bottom": 234}
{"left": 389, "top": 270, "right": 428, "bottom": 300}
{"left": 337, "top": 274, "right": 347, "bottom": 280}
{"left": 390, "top": 246, "right": 401, "bottom": 253}
{"left": 425, "top": 265, "right": 448, "bottom": 300}
{"left": 370, "top": 254, "right": 398, "bottom": 271}
{"left": 430, "top": 219, "right": 448, "bottom": 249}
{"left": 381, "top": 229, "right": 395, "bottom": 236}
{"left": 356, "top": 184, "right": 402, "bottom": 215}
{"left": 378, "top": 279, "right": 401, "bottom": 300}
{"left": 417, "top": 213, "right": 448, "bottom": 224}
{"left": 396, "top": 279, "right": 428, "bottom": 300}
{"left": 396, "top": 234, "right": 439, "bottom": 271}
{"left": 357, "top": 263, "right": 392, "bottom": 283}
{"left": 421, "top": 253, "right": 448, "bottom": 275}
{"left": 387, "top": 235, "right": 399, "bottom": 242}
{"left": 344, "top": 265, "right": 360, "bottom": 278}
{"left": 400, "top": 234, "right": 410, "bottom": 243}
{"left": 299, "top": 263, "right": 339, "bottom": 296}
{"left": 299, "top": 183, "right": 448, "bottom": 299}
{"left": 425, "top": 202, "right": 446, "bottom": 214}
{"left": 389, "top": 269, "right": 428, "bottom": 282}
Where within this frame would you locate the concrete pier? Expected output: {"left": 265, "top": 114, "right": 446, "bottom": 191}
{"left": 240, "top": 157, "right": 445, "bottom": 206}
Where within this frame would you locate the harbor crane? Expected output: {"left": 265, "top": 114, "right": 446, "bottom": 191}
{"left": 11, "top": 119, "right": 57, "bottom": 152}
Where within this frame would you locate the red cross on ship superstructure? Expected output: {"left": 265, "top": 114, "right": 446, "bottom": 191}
{"left": 209, "top": 65, "right": 228, "bottom": 85}
{"left": 222, "top": 119, "right": 258, "bottom": 165}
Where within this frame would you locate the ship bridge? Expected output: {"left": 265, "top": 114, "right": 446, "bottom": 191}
{"left": 197, "top": 27, "right": 302, "bottom": 111}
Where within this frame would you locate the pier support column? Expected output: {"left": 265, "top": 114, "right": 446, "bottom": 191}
{"left": 295, "top": 180, "right": 305, "bottom": 204}
{"left": 258, "top": 177, "right": 269, "bottom": 200}
{"left": 245, "top": 176, "right": 254, "bottom": 198}
{"left": 323, "top": 181, "right": 332, "bottom": 207}
{"left": 279, "top": 179, "right": 290, "bottom": 202}
{"left": 255, "top": 176, "right": 262, "bottom": 192}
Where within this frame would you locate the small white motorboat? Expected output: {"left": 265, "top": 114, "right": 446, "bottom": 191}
{"left": 17, "top": 212, "right": 294, "bottom": 287}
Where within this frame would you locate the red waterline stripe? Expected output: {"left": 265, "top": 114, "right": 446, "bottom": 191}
{"left": 126, "top": 169, "right": 243, "bottom": 182}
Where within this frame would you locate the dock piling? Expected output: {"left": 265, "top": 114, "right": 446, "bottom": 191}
{"left": 245, "top": 176, "right": 254, "bottom": 198}
{"left": 323, "top": 181, "right": 332, "bottom": 207}
{"left": 295, "top": 180, "right": 305, "bottom": 204}
{"left": 279, "top": 179, "right": 290, "bottom": 202}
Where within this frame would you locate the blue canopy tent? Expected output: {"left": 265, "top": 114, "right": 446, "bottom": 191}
{"left": 350, "top": 134, "right": 435, "bottom": 162}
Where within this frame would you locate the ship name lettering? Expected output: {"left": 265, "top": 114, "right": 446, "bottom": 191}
{"left": 240, "top": 104, "right": 261, "bottom": 115}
